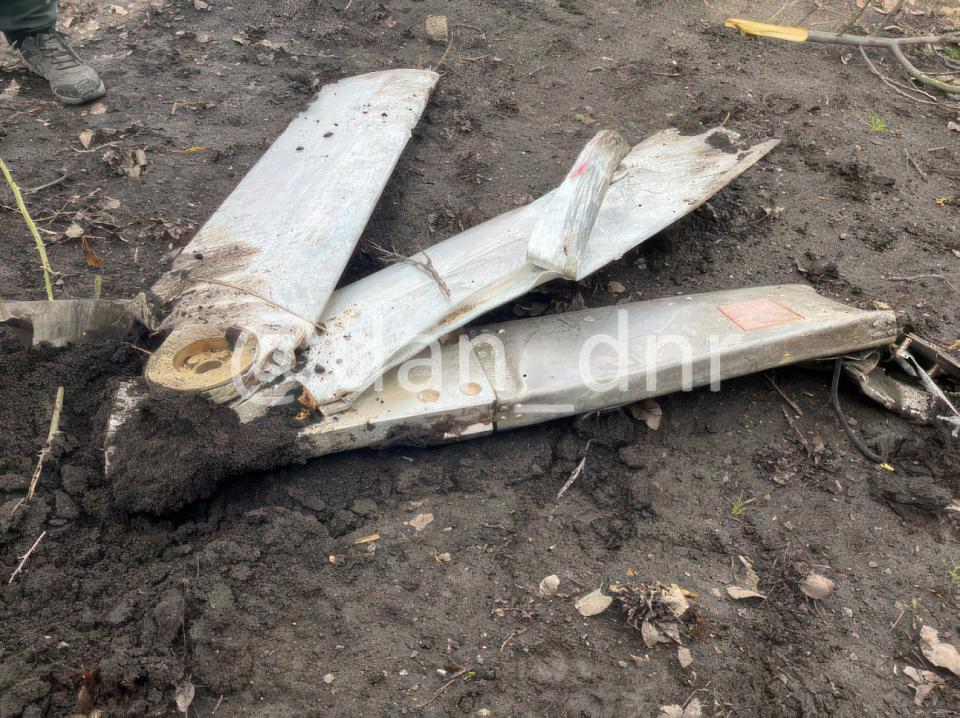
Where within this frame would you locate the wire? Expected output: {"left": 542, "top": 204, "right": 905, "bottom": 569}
{"left": 831, "top": 358, "right": 886, "bottom": 465}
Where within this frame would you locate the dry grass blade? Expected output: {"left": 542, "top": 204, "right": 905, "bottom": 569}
{"left": 8, "top": 531, "right": 47, "bottom": 584}
{"left": 17, "top": 386, "right": 65, "bottom": 511}
{"left": 0, "top": 158, "right": 55, "bottom": 300}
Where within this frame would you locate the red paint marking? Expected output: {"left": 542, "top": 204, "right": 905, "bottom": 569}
{"left": 568, "top": 161, "right": 588, "bottom": 180}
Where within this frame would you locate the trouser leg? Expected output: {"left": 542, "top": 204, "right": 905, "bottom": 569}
{"left": 0, "top": 0, "right": 57, "bottom": 47}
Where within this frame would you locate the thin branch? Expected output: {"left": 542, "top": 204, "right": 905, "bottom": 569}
{"left": 884, "top": 273, "right": 959, "bottom": 292}
{"left": 8, "top": 531, "right": 47, "bottom": 584}
{"left": 0, "top": 159, "right": 55, "bottom": 300}
{"left": 859, "top": 47, "right": 939, "bottom": 105}
{"left": 11, "top": 386, "right": 65, "bottom": 516}
{"left": 25, "top": 173, "right": 67, "bottom": 194}
{"left": 191, "top": 278, "right": 326, "bottom": 332}
{"left": 366, "top": 242, "right": 451, "bottom": 298}
{"left": 889, "top": 44, "right": 960, "bottom": 94}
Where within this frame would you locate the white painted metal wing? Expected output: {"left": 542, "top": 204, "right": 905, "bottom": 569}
{"left": 293, "top": 128, "right": 779, "bottom": 412}
{"left": 146, "top": 69, "right": 438, "bottom": 391}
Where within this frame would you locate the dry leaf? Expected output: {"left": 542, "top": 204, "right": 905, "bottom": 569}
{"left": 726, "top": 585, "right": 766, "bottom": 600}
{"left": 677, "top": 646, "right": 693, "bottom": 668}
{"left": 575, "top": 587, "right": 613, "bottom": 617}
{"left": 78, "top": 129, "right": 95, "bottom": 149}
{"left": 661, "top": 583, "right": 689, "bottom": 618}
{"left": 799, "top": 573, "right": 834, "bottom": 600}
{"left": 628, "top": 398, "right": 662, "bottom": 430}
{"left": 641, "top": 619, "right": 659, "bottom": 647}
{"left": 64, "top": 222, "right": 84, "bottom": 239}
{"left": 919, "top": 625, "right": 960, "bottom": 676}
{"left": 109, "top": 4, "right": 128, "bottom": 14}
{"left": 81, "top": 237, "right": 103, "bottom": 268}
{"left": 658, "top": 706, "right": 683, "bottom": 718}
{"left": 683, "top": 698, "right": 703, "bottom": 718}
{"left": 405, "top": 512, "right": 434, "bottom": 532}
{"left": 177, "top": 146, "right": 206, "bottom": 154}
{"left": 297, "top": 388, "right": 319, "bottom": 411}
{"left": 174, "top": 680, "right": 195, "bottom": 713}
{"left": 88, "top": 102, "right": 107, "bottom": 115}
{"left": 738, "top": 555, "right": 760, "bottom": 591}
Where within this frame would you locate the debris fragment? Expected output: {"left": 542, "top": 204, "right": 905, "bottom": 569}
{"left": 174, "top": 680, "right": 195, "bottom": 714}
{"left": 323, "top": 673, "right": 335, "bottom": 684}
{"left": 405, "top": 512, "right": 434, "bottom": 532}
{"left": 102, "top": 147, "right": 148, "bottom": 178}
{"left": 677, "top": 646, "right": 693, "bottom": 668}
{"left": 659, "top": 700, "right": 701, "bottom": 718}
{"left": 726, "top": 555, "right": 766, "bottom": 599}
{"left": 661, "top": 583, "right": 690, "bottom": 619}
{"left": 903, "top": 665, "right": 945, "bottom": 705}
{"left": 919, "top": 624, "right": 960, "bottom": 676}
{"left": 1, "top": 299, "right": 141, "bottom": 348}
{"left": 799, "top": 573, "right": 834, "bottom": 600}
{"left": 628, "top": 398, "right": 662, "bottom": 430}
{"left": 726, "top": 586, "right": 766, "bottom": 600}
{"left": 8, "top": 531, "right": 47, "bottom": 584}
{"left": 641, "top": 619, "right": 659, "bottom": 647}
{"left": 539, "top": 574, "right": 560, "bottom": 596}
{"left": 425, "top": 15, "right": 449, "bottom": 43}
{"left": 353, "top": 533, "right": 380, "bottom": 545}
{"left": 575, "top": 587, "right": 613, "bottom": 617}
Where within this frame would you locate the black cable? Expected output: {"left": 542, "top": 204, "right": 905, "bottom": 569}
{"left": 831, "top": 358, "right": 886, "bottom": 465}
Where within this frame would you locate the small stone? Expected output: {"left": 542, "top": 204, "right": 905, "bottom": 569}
{"left": 607, "top": 280, "right": 626, "bottom": 295}
{"left": 323, "top": 673, "right": 335, "bottom": 684}
{"left": 399, "top": 669, "right": 409, "bottom": 676}
{"left": 539, "top": 574, "right": 560, "bottom": 596}
{"left": 842, "top": 606, "right": 854, "bottom": 618}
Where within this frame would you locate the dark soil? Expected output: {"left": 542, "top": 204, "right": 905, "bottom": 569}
{"left": 2, "top": 0, "right": 960, "bottom": 716}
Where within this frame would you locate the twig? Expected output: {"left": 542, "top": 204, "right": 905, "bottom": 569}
{"left": 0, "top": 158, "right": 55, "bottom": 300}
{"left": 500, "top": 628, "right": 528, "bottom": 652}
{"left": 8, "top": 531, "right": 47, "bottom": 584}
{"left": 367, "top": 242, "right": 451, "bottom": 298}
{"left": 858, "top": 47, "right": 938, "bottom": 104}
{"left": 556, "top": 441, "right": 591, "bottom": 501}
{"left": 889, "top": 43, "right": 960, "bottom": 94}
{"left": 904, "top": 151, "right": 927, "bottom": 182}
{"left": 192, "top": 278, "right": 326, "bottom": 332}
{"left": 433, "top": 35, "right": 455, "bottom": 73}
{"left": 418, "top": 668, "right": 468, "bottom": 709}
{"left": 884, "top": 273, "right": 959, "bottom": 293}
{"left": 23, "top": 386, "right": 64, "bottom": 507}
{"left": 765, "top": 373, "right": 802, "bottom": 415}
{"left": 527, "top": 63, "right": 551, "bottom": 77}
{"left": 212, "top": 695, "right": 224, "bottom": 714}
{"left": 25, "top": 173, "right": 67, "bottom": 194}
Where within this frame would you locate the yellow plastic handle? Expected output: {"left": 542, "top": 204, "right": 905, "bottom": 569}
{"left": 724, "top": 18, "right": 809, "bottom": 43}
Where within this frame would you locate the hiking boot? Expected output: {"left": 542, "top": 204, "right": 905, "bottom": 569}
{"left": 18, "top": 30, "right": 105, "bottom": 105}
